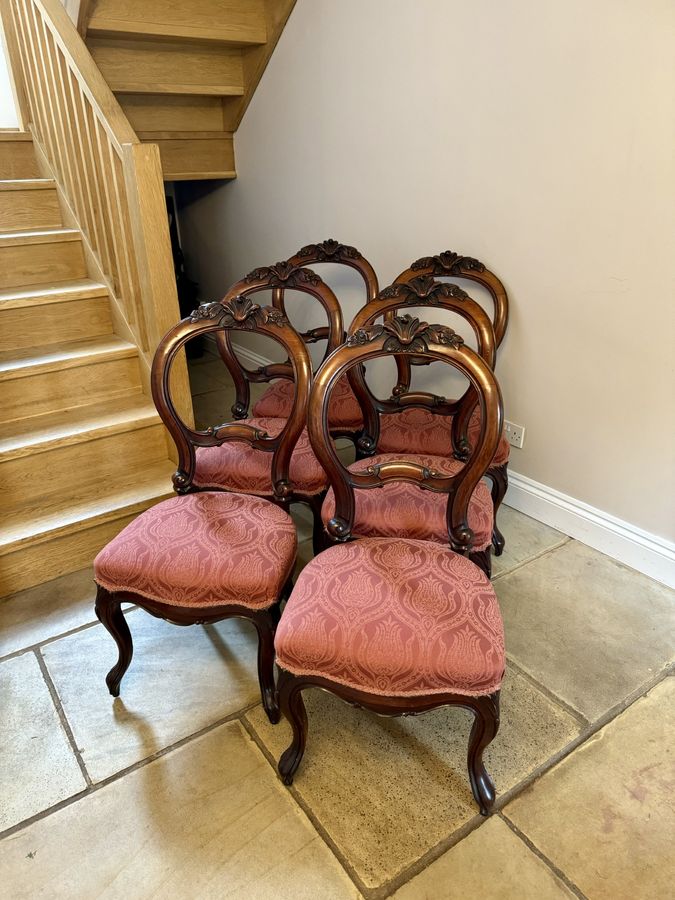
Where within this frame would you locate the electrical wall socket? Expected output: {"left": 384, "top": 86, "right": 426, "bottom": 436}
{"left": 504, "top": 420, "right": 526, "bottom": 449}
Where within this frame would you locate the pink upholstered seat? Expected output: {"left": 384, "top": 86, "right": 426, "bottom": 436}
{"left": 275, "top": 538, "right": 505, "bottom": 697}
{"left": 193, "top": 416, "right": 328, "bottom": 496}
{"left": 322, "top": 453, "right": 493, "bottom": 551}
{"left": 378, "top": 407, "right": 510, "bottom": 467}
{"left": 94, "top": 492, "right": 297, "bottom": 608}
{"left": 253, "top": 376, "right": 363, "bottom": 430}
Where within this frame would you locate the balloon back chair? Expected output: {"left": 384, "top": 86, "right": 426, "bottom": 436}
{"left": 179, "top": 270, "right": 334, "bottom": 539}
{"left": 321, "top": 277, "right": 498, "bottom": 577}
{"left": 230, "top": 240, "right": 379, "bottom": 443}
{"left": 273, "top": 314, "right": 505, "bottom": 815}
{"left": 93, "top": 299, "right": 313, "bottom": 724}
{"left": 379, "top": 252, "right": 510, "bottom": 555}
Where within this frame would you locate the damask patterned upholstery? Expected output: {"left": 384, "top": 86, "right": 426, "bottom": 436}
{"left": 378, "top": 407, "right": 510, "bottom": 467}
{"left": 275, "top": 538, "right": 505, "bottom": 697}
{"left": 321, "top": 453, "right": 493, "bottom": 551}
{"left": 94, "top": 492, "right": 297, "bottom": 608}
{"left": 253, "top": 376, "right": 363, "bottom": 430}
{"left": 193, "top": 417, "right": 328, "bottom": 496}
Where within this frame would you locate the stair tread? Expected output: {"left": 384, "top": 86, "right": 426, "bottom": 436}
{"left": 0, "top": 132, "right": 32, "bottom": 142}
{"left": 0, "top": 335, "right": 137, "bottom": 376}
{"left": 0, "top": 393, "right": 160, "bottom": 458}
{"left": 0, "top": 278, "right": 108, "bottom": 306}
{"left": 0, "top": 459, "right": 176, "bottom": 550}
{"left": 0, "top": 178, "right": 56, "bottom": 191}
{"left": 0, "top": 227, "right": 80, "bottom": 245}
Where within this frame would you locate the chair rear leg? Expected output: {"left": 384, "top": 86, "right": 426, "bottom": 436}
{"left": 467, "top": 691, "right": 500, "bottom": 815}
{"left": 277, "top": 669, "right": 309, "bottom": 785}
{"left": 252, "top": 609, "right": 280, "bottom": 724}
{"left": 94, "top": 585, "right": 133, "bottom": 697}
{"left": 470, "top": 547, "right": 492, "bottom": 579}
{"left": 488, "top": 464, "right": 508, "bottom": 556}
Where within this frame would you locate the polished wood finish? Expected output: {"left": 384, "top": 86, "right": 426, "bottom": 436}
{"left": 279, "top": 314, "right": 503, "bottom": 812}
{"left": 152, "top": 293, "right": 313, "bottom": 509}
{"left": 215, "top": 259, "right": 345, "bottom": 421}
{"left": 0, "top": 177, "right": 61, "bottom": 231}
{"left": 96, "top": 581, "right": 287, "bottom": 723}
{"left": 308, "top": 313, "right": 503, "bottom": 559}
{"left": 351, "top": 274, "right": 510, "bottom": 558}
{"left": 277, "top": 669, "right": 501, "bottom": 816}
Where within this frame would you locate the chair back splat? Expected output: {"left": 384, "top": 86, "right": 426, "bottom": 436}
{"left": 393, "top": 251, "right": 509, "bottom": 396}
{"left": 348, "top": 276, "right": 497, "bottom": 459}
{"left": 152, "top": 293, "right": 312, "bottom": 502}
{"left": 308, "top": 313, "right": 503, "bottom": 554}
{"left": 212, "top": 262, "right": 343, "bottom": 420}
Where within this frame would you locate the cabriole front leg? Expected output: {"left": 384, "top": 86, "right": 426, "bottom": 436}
{"left": 277, "top": 669, "right": 309, "bottom": 785}
{"left": 94, "top": 585, "right": 133, "bottom": 697}
{"left": 467, "top": 692, "right": 500, "bottom": 815}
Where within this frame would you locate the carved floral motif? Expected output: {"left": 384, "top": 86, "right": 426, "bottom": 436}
{"left": 346, "top": 314, "right": 464, "bottom": 353}
{"left": 189, "top": 296, "right": 288, "bottom": 330}
{"left": 244, "top": 260, "right": 323, "bottom": 286}
{"left": 295, "top": 238, "right": 362, "bottom": 261}
{"left": 410, "top": 250, "right": 486, "bottom": 274}
{"left": 379, "top": 275, "right": 469, "bottom": 302}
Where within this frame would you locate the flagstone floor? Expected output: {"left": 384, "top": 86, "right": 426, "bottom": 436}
{"left": 1, "top": 353, "right": 673, "bottom": 899}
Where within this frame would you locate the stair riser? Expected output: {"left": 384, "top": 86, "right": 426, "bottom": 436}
{"left": 1, "top": 423, "right": 168, "bottom": 512}
{"left": 0, "top": 355, "right": 142, "bottom": 422}
{"left": 0, "top": 239, "right": 87, "bottom": 289}
{"left": 0, "top": 297, "right": 112, "bottom": 351}
{"left": 0, "top": 496, "right": 171, "bottom": 596}
{"left": 89, "top": 39, "right": 244, "bottom": 96}
{"left": 0, "top": 142, "right": 40, "bottom": 179}
{"left": 0, "top": 188, "right": 62, "bottom": 232}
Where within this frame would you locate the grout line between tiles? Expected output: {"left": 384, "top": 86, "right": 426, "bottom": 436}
{"left": 498, "top": 812, "right": 588, "bottom": 900}
{"left": 239, "top": 714, "right": 374, "bottom": 898}
{"left": 0, "top": 604, "right": 138, "bottom": 665}
{"left": 499, "top": 813, "right": 589, "bottom": 899}
{"left": 505, "top": 656, "right": 590, "bottom": 727}
{"left": 34, "top": 647, "right": 93, "bottom": 788}
{"left": 0, "top": 698, "right": 261, "bottom": 843}
{"left": 491, "top": 535, "right": 572, "bottom": 581}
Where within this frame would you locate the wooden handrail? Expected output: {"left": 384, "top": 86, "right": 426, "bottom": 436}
{"left": 1, "top": 0, "right": 192, "bottom": 427}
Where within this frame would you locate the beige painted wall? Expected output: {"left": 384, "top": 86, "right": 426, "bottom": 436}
{"left": 178, "top": 0, "right": 675, "bottom": 541}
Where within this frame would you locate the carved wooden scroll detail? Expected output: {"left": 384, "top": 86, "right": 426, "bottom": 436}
{"left": 410, "top": 250, "right": 486, "bottom": 274}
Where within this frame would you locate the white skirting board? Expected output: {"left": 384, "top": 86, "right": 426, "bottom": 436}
{"left": 213, "top": 337, "right": 675, "bottom": 590}
{"left": 506, "top": 472, "right": 675, "bottom": 590}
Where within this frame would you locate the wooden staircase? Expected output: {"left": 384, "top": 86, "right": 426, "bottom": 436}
{"left": 0, "top": 131, "right": 175, "bottom": 595}
{"left": 78, "top": 0, "right": 296, "bottom": 181}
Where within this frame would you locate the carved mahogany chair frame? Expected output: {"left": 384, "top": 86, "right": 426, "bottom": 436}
{"left": 159, "top": 273, "right": 331, "bottom": 537}
{"left": 218, "top": 239, "right": 379, "bottom": 441}
{"left": 277, "top": 316, "right": 503, "bottom": 814}
{"left": 95, "top": 301, "right": 310, "bottom": 724}
{"left": 214, "top": 260, "right": 343, "bottom": 418}
{"left": 343, "top": 278, "right": 497, "bottom": 575}
{"left": 393, "top": 252, "right": 510, "bottom": 555}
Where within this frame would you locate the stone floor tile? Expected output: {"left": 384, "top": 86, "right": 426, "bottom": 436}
{"left": 492, "top": 506, "right": 568, "bottom": 578}
{"left": 291, "top": 503, "right": 315, "bottom": 544}
{"left": 506, "top": 676, "right": 675, "bottom": 900}
{"left": 392, "top": 815, "right": 575, "bottom": 899}
{"left": 188, "top": 358, "right": 233, "bottom": 396}
{"left": 0, "top": 568, "right": 99, "bottom": 659}
{"left": 42, "top": 611, "right": 262, "bottom": 783}
{"left": 245, "top": 668, "right": 580, "bottom": 890}
{"left": 0, "top": 653, "right": 86, "bottom": 832}
{"left": 0, "top": 722, "right": 361, "bottom": 899}
{"left": 496, "top": 541, "right": 675, "bottom": 721}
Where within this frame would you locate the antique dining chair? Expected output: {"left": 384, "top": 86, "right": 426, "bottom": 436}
{"left": 172, "top": 269, "right": 334, "bottom": 539}
{"left": 321, "top": 278, "right": 499, "bottom": 576}
{"left": 93, "top": 301, "right": 311, "bottom": 723}
{"left": 377, "top": 252, "right": 511, "bottom": 555}
{"left": 274, "top": 314, "right": 505, "bottom": 814}
{"left": 246, "top": 240, "right": 379, "bottom": 442}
